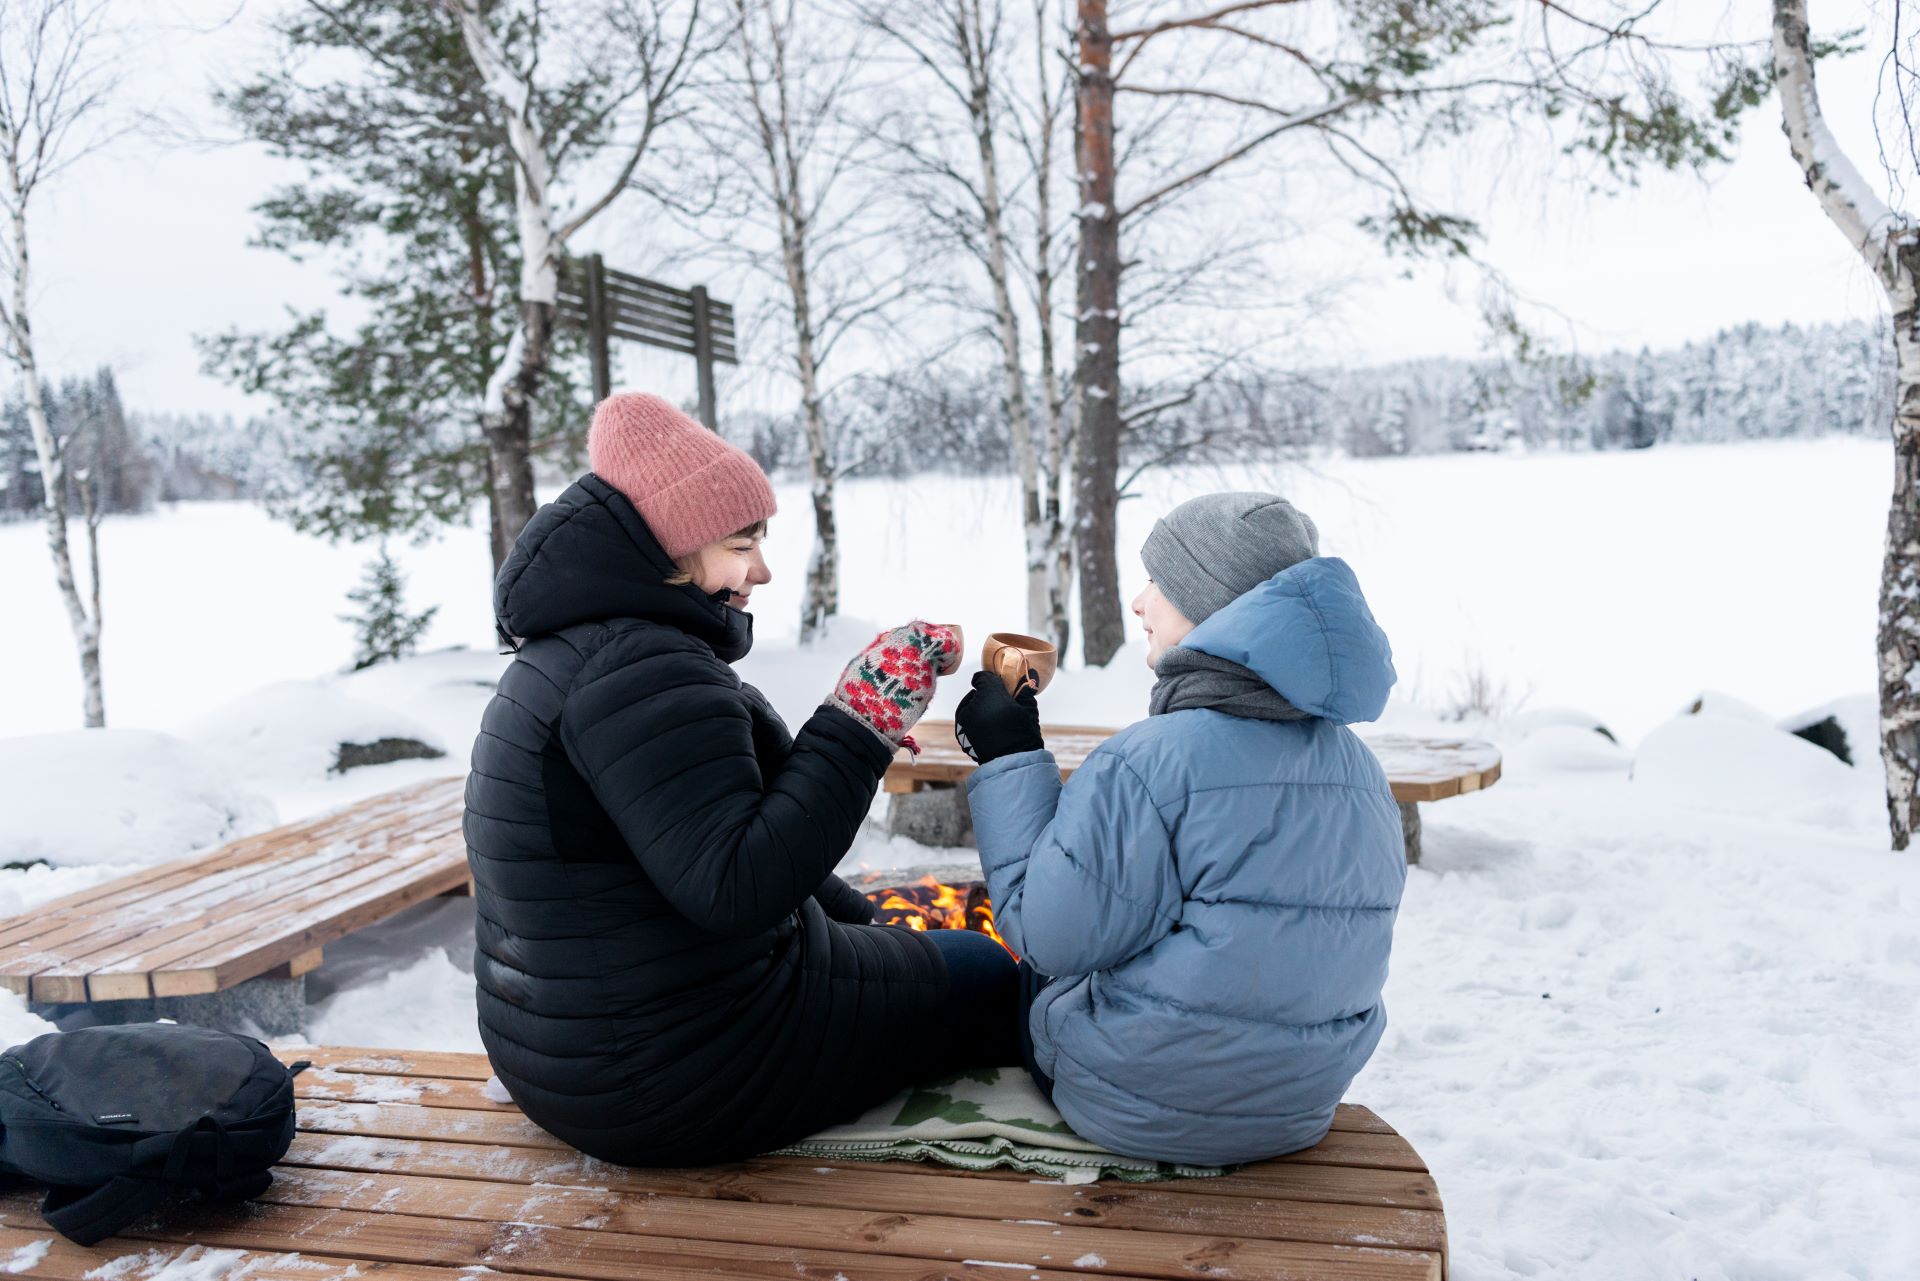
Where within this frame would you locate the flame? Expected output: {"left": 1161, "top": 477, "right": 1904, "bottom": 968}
{"left": 865, "top": 875, "right": 1015, "bottom": 957}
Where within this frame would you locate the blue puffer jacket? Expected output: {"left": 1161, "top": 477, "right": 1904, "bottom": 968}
{"left": 967, "top": 557, "right": 1405, "bottom": 1165}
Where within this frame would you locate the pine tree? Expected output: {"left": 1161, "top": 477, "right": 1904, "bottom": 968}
{"left": 342, "top": 545, "right": 439, "bottom": 671}
{"left": 200, "top": 2, "right": 596, "bottom": 572}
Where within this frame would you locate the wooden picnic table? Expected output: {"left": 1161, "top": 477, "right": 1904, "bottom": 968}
{"left": 0, "top": 1044, "right": 1450, "bottom": 1281}
{"left": 0, "top": 776, "right": 467, "bottom": 1018}
{"left": 886, "top": 722, "right": 1501, "bottom": 864}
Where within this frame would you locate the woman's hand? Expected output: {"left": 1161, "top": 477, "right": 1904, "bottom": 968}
{"left": 953, "top": 670, "right": 1044, "bottom": 765}
{"left": 826, "top": 621, "right": 962, "bottom": 747}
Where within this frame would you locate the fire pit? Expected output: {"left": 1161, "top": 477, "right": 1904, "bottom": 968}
{"left": 856, "top": 869, "right": 1014, "bottom": 956}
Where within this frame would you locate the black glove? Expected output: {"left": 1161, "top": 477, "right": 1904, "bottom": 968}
{"left": 954, "top": 669, "right": 1044, "bottom": 764}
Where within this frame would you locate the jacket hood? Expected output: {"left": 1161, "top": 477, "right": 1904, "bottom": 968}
{"left": 1176, "top": 556, "right": 1394, "bottom": 724}
{"left": 493, "top": 473, "right": 753, "bottom": 661}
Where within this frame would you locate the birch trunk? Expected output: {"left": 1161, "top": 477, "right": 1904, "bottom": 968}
{"left": 1072, "top": 0, "right": 1124, "bottom": 666}
{"left": 1033, "top": 2, "right": 1072, "bottom": 655}
{"left": 1774, "top": 0, "right": 1920, "bottom": 848}
{"left": 6, "top": 157, "right": 104, "bottom": 727}
{"left": 959, "top": 0, "right": 1049, "bottom": 636}
{"left": 457, "top": 0, "right": 550, "bottom": 557}
{"left": 739, "top": 0, "right": 840, "bottom": 643}
{"left": 784, "top": 216, "right": 839, "bottom": 643}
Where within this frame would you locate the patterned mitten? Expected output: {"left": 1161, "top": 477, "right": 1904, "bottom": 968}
{"left": 827, "top": 621, "right": 963, "bottom": 750}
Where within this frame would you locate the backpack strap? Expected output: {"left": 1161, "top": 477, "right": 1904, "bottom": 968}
{"left": 40, "top": 1176, "right": 171, "bottom": 1247}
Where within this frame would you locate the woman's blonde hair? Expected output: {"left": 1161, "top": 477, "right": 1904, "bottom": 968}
{"left": 665, "top": 520, "right": 769, "bottom": 586}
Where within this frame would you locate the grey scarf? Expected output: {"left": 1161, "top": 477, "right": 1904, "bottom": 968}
{"left": 1148, "top": 646, "right": 1311, "bottom": 722}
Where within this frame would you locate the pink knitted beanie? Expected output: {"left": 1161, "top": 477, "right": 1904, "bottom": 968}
{"left": 587, "top": 393, "right": 777, "bottom": 561}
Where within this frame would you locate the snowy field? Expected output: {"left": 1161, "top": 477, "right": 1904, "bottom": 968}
{"left": 2, "top": 438, "right": 1916, "bottom": 1279}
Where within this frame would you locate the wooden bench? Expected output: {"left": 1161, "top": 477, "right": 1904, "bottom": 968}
{"left": 0, "top": 1045, "right": 1449, "bottom": 1281}
{"left": 0, "top": 777, "right": 468, "bottom": 1029}
{"left": 886, "top": 723, "right": 1501, "bottom": 863}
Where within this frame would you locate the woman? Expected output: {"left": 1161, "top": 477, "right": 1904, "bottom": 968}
{"left": 464, "top": 392, "right": 1018, "bottom": 1166}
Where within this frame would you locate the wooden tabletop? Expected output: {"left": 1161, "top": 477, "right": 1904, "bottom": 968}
{"left": 0, "top": 776, "right": 468, "bottom": 1003}
{"left": 891, "top": 721, "right": 1501, "bottom": 805}
{"left": 0, "top": 1044, "right": 1448, "bottom": 1281}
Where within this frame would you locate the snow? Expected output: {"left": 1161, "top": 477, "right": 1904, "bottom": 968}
{"left": 304, "top": 935, "right": 482, "bottom": 1054}
{"left": 183, "top": 679, "right": 445, "bottom": 806}
{"left": 3, "top": 439, "right": 1917, "bottom": 1279}
{"left": 1631, "top": 711, "right": 1880, "bottom": 830}
{"left": 0, "top": 990, "right": 56, "bottom": 1049}
{"left": 3, "top": 1240, "right": 49, "bottom": 1273}
{"left": 0, "top": 728, "right": 274, "bottom": 868}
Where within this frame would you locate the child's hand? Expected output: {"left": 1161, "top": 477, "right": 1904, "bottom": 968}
{"left": 954, "top": 670, "right": 1044, "bottom": 764}
{"left": 826, "top": 621, "right": 961, "bottom": 747}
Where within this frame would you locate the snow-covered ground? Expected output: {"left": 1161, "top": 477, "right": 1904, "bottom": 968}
{"left": 2, "top": 438, "right": 1915, "bottom": 1279}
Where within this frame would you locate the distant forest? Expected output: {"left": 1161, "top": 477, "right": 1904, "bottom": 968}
{"left": 0, "top": 318, "right": 1893, "bottom": 522}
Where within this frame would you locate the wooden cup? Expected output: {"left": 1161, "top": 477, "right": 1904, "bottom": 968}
{"left": 982, "top": 631, "right": 1058, "bottom": 695}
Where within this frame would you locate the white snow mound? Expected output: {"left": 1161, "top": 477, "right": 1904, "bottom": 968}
{"left": 1506, "top": 724, "right": 1632, "bottom": 774}
{"left": 1632, "top": 712, "right": 1879, "bottom": 829}
{"left": 1683, "top": 689, "right": 1774, "bottom": 723}
{"left": 184, "top": 680, "right": 445, "bottom": 782}
{"left": 1508, "top": 706, "right": 1616, "bottom": 742}
{"left": 0, "top": 728, "right": 275, "bottom": 868}
{"left": 1779, "top": 692, "right": 1879, "bottom": 765}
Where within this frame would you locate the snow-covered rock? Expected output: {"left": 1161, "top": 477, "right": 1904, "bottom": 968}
{"left": 0, "top": 729, "right": 275, "bottom": 868}
{"left": 1509, "top": 706, "right": 1617, "bottom": 743}
{"left": 1682, "top": 690, "right": 1775, "bottom": 723}
{"left": 184, "top": 680, "right": 446, "bottom": 782}
{"left": 1779, "top": 693, "right": 1878, "bottom": 767}
{"left": 1506, "top": 724, "right": 1632, "bottom": 774}
{"left": 1631, "top": 712, "right": 1880, "bottom": 829}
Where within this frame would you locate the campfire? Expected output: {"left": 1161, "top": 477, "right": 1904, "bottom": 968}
{"left": 865, "top": 876, "right": 1015, "bottom": 957}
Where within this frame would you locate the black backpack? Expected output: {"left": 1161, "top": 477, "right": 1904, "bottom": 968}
{"left": 0, "top": 1023, "right": 307, "bottom": 1246}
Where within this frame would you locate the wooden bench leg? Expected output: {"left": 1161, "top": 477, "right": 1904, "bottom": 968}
{"left": 1399, "top": 802, "right": 1422, "bottom": 865}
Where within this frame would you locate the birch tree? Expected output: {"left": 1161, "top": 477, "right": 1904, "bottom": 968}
{"left": 450, "top": 0, "right": 706, "bottom": 555}
{"left": 707, "top": 0, "right": 911, "bottom": 642}
{"left": 1773, "top": 0, "right": 1920, "bottom": 848}
{"left": 860, "top": 0, "right": 1076, "bottom": 650}
{"left": 1066, "top": 0, "right": 1777, "bottom": 664}
{"left": 0, "top": 0, "right": 118, "bottom": 727}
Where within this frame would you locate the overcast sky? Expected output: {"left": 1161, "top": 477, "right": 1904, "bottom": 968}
{"left": 14, "top": 0, "right": 1907, "bottom": 419}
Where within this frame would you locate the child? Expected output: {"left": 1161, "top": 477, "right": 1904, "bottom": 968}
{"left": 952, "top": 492, "right": 1404, "bottom": 1165}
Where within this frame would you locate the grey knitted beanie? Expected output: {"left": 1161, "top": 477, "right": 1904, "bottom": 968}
{"left": 1140, "top": 492, "right": 1320, "bottom": 625}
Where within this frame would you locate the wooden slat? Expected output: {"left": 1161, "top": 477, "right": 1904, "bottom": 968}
{"left": 767, "top": 1155, "right": 1446, "bottom": 1210}
{"left": 266, "top": 946, "right": 325, "bottom": 980}
{"left": 275, "top": 1132, "right": 1445, "bottom": 1251}
{"left": 0, "top": 1191, "right": 1191, "bottom": 1281}
{"left": 886, "top": 723, "right": 1499, "bottom": 806}
{"left": 288, "top": 1045, "right": 499, "bottom": 1080}
{"left": 250, "top": 1165, "right": 1441, "bottom": 1281}
{"left": 0, "top": 1221, "right": 471, "bottom": 1281}
{"left": 281, "top": 1052, "right": 1400, "bottom": 1137}
{"left": 293, "top": 1099, "right": 1426, "bottom": 1177}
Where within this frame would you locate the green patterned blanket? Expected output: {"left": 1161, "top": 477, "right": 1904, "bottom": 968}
{"left": 774, "top": 1067, "right": 1225, "bottom": 1184}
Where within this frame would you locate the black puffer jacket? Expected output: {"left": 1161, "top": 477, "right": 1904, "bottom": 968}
{"left": 464, "top": 475, "right": 947, "bottom": 1165}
